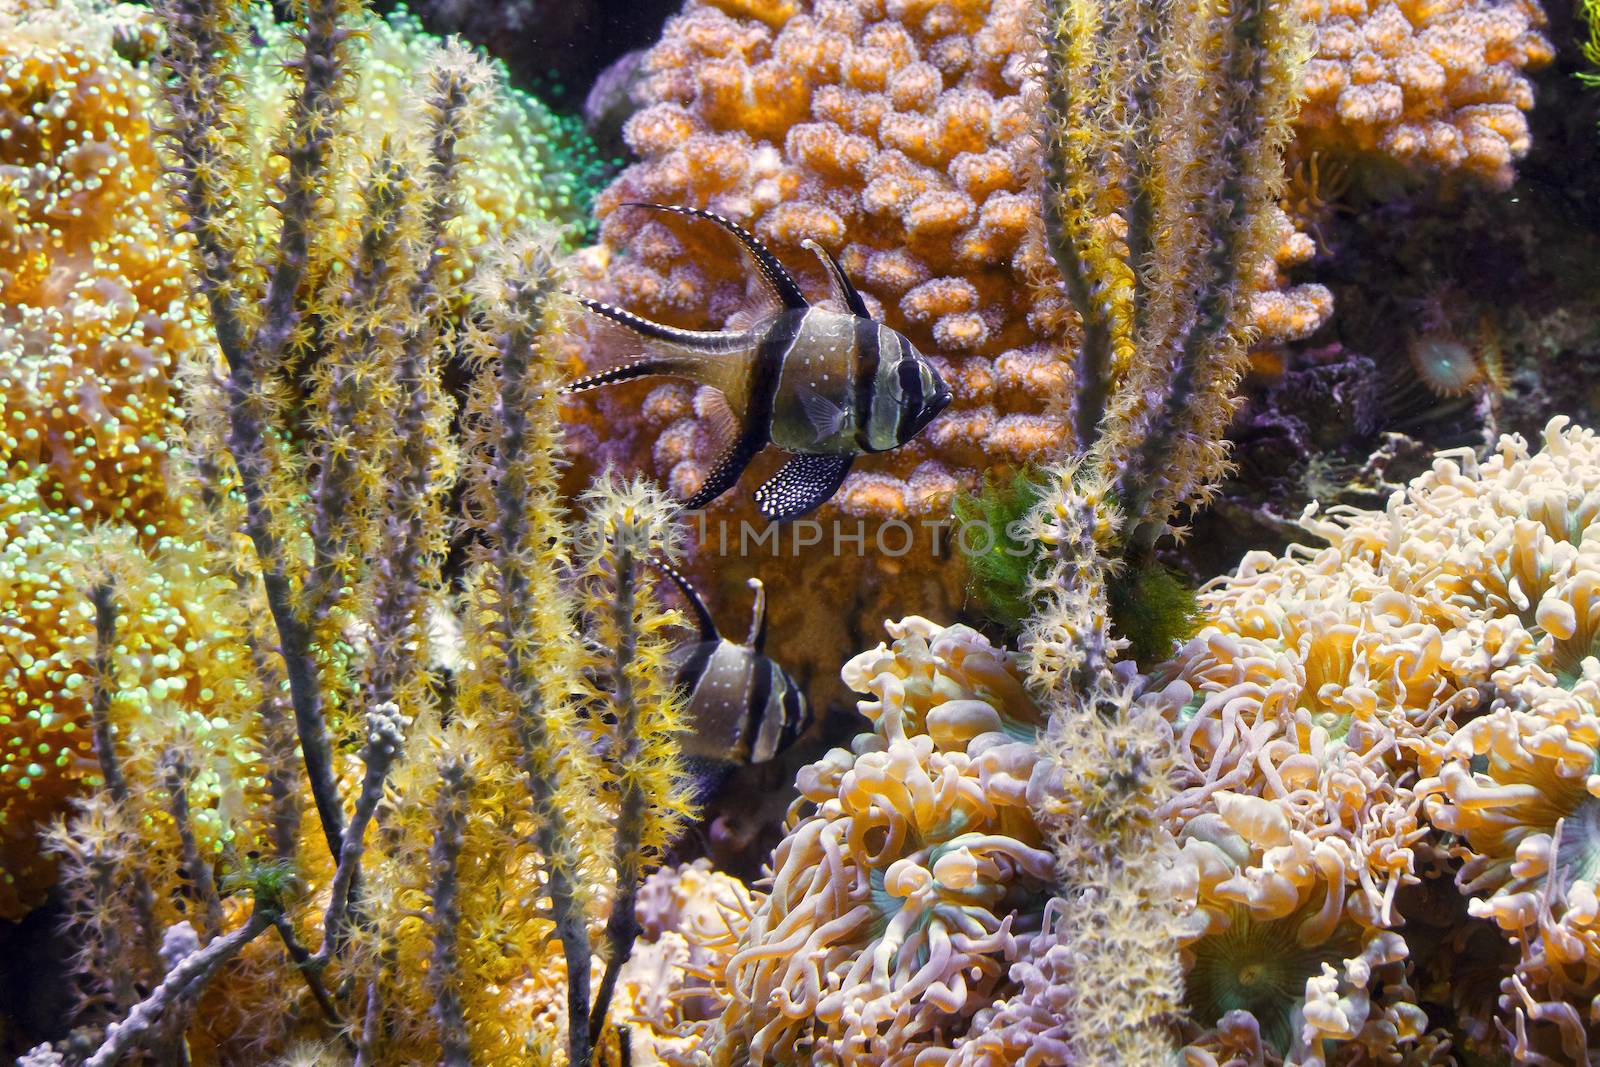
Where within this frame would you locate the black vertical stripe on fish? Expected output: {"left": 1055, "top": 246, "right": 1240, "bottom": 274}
{"left": 852, "top": 316, "right": 880, "bottom": 452}
{"left": 895, "top": 355, "right": 923, "bottom": 444}
{"left": 674, "top": 641, "right": 717, "bottom": 703}
{"left": 780, "top": 683, "right": 807, "bottom": 748}
{"left": 679, "top": 316, "right": 793, "bottom": 512}
{"left": 749, "top": 310, "right": 799, "bottom": 436}
{"left": 743, "top": 658, "right": 774, "bottom": 763}
{"left": 621, "top": 203, "right": 810, "bottom": 311}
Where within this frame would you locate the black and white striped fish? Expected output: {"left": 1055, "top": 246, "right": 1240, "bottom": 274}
{"left": 658, "top": 562, "right": 810, "bottom": 797}
{"left": 566, "top": 204, "right": 952, "bottom": 521}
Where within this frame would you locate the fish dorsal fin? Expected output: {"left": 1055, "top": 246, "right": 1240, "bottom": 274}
{"left": 802, "top": 239, "right": 871, "bottom": 319}
{"left": 655, "top": 559, "right": 719, "bottom": 642}
{"left": 745, "top": 577, "right": 767, "bottom": 653}
{"left": 753, "top": 453, "right": 855, "bottom": 522}
{"left": 623, "top": 203, "right": 809, "bottom": 311}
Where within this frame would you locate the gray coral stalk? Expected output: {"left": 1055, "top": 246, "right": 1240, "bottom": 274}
{"left": 427, "top": 757, "right": 472, "bottom": 1067}
{"left": 160, "top": 753, "right": 225, "bottom": 941}
{"left": 315, "top": 701, "right": 406, "bottom": 966}
{"left": 83, "top": 910, "right": 273, "bottom": 1067}
{"left": 87, "top": 581, "right": 161, "bottom": 980}
{"left": 156, "top": 0, "right": 349, "bottom": 859}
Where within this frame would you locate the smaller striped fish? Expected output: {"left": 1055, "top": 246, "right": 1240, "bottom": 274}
{"left": 566, "top": 204, "right": 952, "bottom": 521}
{"left": 658, "top": 562, "right": 810, "bottom": 799}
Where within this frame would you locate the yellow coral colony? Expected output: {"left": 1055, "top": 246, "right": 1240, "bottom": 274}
{"left": 28, "top": 0, "right": 683, "bottom": 1058}
{"left": 0, "top": 0, "right": 201, "bottom": 533}
{"left": 0, "top": 0, "right": 609, "bottom": 925}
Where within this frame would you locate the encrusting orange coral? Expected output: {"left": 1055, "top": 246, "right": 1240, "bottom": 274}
{"left": 0, "top": 0, "right": 202, "bottom": 534}
{"left": 571, "top": 0, "right": 1335, "bottom": 522}
{"left": 1296, "top": 0, "right": 1553, "bottom": 187}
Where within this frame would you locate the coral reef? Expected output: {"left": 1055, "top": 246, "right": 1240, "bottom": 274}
{"left": 1297, "top": 0, "right": 1553, "bottom": 187}
{"left": 1159, "top": 418, "right": 1600, "bottom": 1062}
{"left": 0, "top": 484, "right": 253, "bottom": 920}
{"left": 0, "top": 0, "right": 615, "bottom": 928}
{"left": 240, "top": 5, "right": 607, "bottom": 257}
{"left": 682, "top": 617, "right": 1059, "bottom": 1064}
{"left": 2, "top": 0, "right": 1594, "bottom": 1060}
{"left": 572, "top": 0, "right": 1333, "bottom": 518}
{"left": 17, "top": 0, "right": 689, "bottom": 1060}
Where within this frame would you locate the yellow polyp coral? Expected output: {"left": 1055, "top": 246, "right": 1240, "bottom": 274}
{"left": 0, "top": 481, "right": 257, "bottom": 919}
{"left": 570, "top": 0, "right": 1332, "bottom": 522}
{"left": 1297, "top": 0, "right": 1554, "bottom": 187}
{"left": 0, "top": 0, "right": 201, "bottom": 533}
{"left": 0, "top": 0, "right": 601, "bottom": 545}
{"left": 685, "top": 617, "right": 1056, "bottom": 1065}
{"left": 239, "top": 4, "right": 602, "bottom": 271}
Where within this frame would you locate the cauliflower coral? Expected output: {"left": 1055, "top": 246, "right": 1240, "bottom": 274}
{"left": 1297, "top": 0, "right": 1553, "bottom": 186}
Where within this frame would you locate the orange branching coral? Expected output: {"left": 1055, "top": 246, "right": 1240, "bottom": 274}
{"left": 1297, "top": 0, "right": 1554, "bottom": 187}
{"left": 0, "top": 0, "right": 201, "bottom": 533}
{"left": 571, "top": 0, "right": 1332, "bottom": 520}
{"left": 689, "top": 617, "right": 1055, "bottom": 1065}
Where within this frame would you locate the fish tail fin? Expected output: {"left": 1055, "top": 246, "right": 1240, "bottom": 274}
{"left": 563, "top": 352, "right": 754, "bottom": 401}
{"left": 562, "top": 360, "right": 678, "bottom": 394}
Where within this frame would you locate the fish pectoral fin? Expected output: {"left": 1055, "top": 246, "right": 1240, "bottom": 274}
{"left": 753, "top": 453, "right": 854, "bottom": 522}
{"left": 799, "top": 389, "right": 850, "bottom": 441}
{"left": 696, "top": 388, "right": 743, "bottom": 448}
{"left": 681, "top": 426, "right": 766, "bottom": 512}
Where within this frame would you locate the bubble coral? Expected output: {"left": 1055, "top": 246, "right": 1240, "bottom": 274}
{"left": 0, "top": 0, "right": 605, "bottom": 538}
{"left": 0, "top": 0, "right": 202, "bottom": 532}
{"left": 240, "top": 5, "right": 606, "bottom": 264}
{"left": 693, "top": 616, "right": 1056, "bottom": 1065}
{"left": 1296, "top": 0, "right": 1554, "bottom": 187}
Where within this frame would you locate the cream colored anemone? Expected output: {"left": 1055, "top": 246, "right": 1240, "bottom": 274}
{"left": 700, "top": 618, "right": 1054, "bottom": 1067}
{"left": 1171, "top": 419, "right": 1600, "bottom": 1061}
